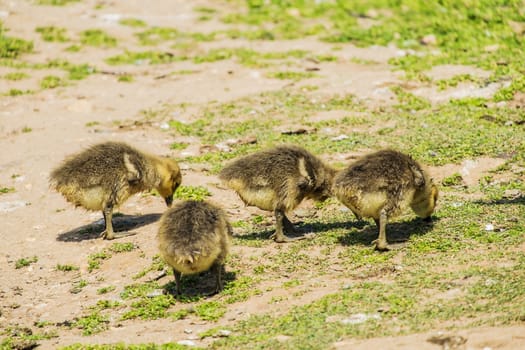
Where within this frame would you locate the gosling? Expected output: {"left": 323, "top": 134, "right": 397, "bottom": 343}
{"left": 157, "top": 200, "right": 232, "bottom": 295}
{"left": 333, "top": 149, "right": 438, "bottom": 251}
{"left": 219, "top": 144, "right": 337, "bottom": 242}
{"left": 50, "top": 141, "right": 182, "bottom": 240}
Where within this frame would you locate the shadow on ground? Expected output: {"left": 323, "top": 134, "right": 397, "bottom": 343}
{"left": 336, "top": 217, "right": 438, "bottom": 247}
{"left": 56, "top": 213, "right": 161, "bottom": 242}
{"left": 233, "top": 219, "right": 369, "bottom": 242}
{"left": 474, "top": 195, "right": 525, "bottom": 206}
{"left": 163, "top": 269, "right": 237, "bottom": 299}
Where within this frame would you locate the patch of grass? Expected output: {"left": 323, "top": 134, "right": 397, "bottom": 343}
{"left": 87, "top": 251, "right": 111, "bottom": 272}
{"left": 119, "top": 18, "right": 147, "bottom": 28}
{"left": 15, "top": 256, "right": 38, "bottom": 269}
{"left": 132, "top": 255, "right": 167, "bottom": 280}
{"left": 0, "top": 26, "right": 33, "bottom": 58}
{"left": 442, "top": 173, "right": 464, "bottom": 187}
{"left": 65, "top": 44, "right": 81, "bottom": 52}
{"left": 266, "top": 71, "right": 318, "bottom": 81}
{"left": 121, "top": 294, "right": 176, "bottom": 320}
{"left": 391, "top": 86, "right": 431, "bottom": 111}
{"left": 121, "top": 282, "right": 161, "bottom": 300}
{"left": 56, "top": 264, "right": 79, "bottom": 272}
{"left": 67, "top": 64, "right": 95, "bottom": 80}
{"left": 222, "top": 276, "right": 262, "bottom": 304}
{"left": 3, "top": 71, "right": 29, "bottom": 80}
{"left": 108, "top": 242, "right": 136, "bottom": 253}
{"left": 60, "top": 343, "right": 195, "bottom": 349}
{"left": 21, "top": 126, "right": 32, "bottom": 133}
{"left": 72, "top": 311, "right": 109, "bottom": 336}
{"left": 36, "top": 26, "right": 69, "bottom": 42}
{"left": 173, "top": 185, "right": 212, "bottom": 201}
{"left": 135, "top": 27, "right": 179, "bottom": 45}
{"left": 87, "top": 243, "right": 135, "bottom": 271}
{"left": 168, "top": 118, "right": 210, "bottom": 136}
{"left": 1, "top": 325, "right": 57, "bottom": 348}
{"left": 436, "top": 74, "right": 480, "bottom": 91}
{"left": 40, "top": 75, "right": 64, "bottom": 89}
{"left": 194, "top": 301, "right": 227, "bottom": 321}
{"left": 80, "top": 29, "right": 117, "bottom": 48}
{"left": 5, "top": 88, "right": 33, "bottom": 96}
{"left": 37, "top": 0, "right": 79, "bottom": 5}
{"left": 221, "top": 3, "right": 329, "bottom": 40}
{"left": 194, "top": 6, "right": 217, "bottom": 14}
{"left": 493, "top": 75, "right": 525, "bottom": 102}
{"left": 70, "top": 279, "right": 88, "bottom": 294}
{"left": 0, "top": 186, "right": 15, "bottom": 194}
{"left": 169, "top": 142, "right": 189, "bottom": 150}
{"left": 97, "top": 286, "right": 116, "bottom": 295}
{"left": 106, "top": 50, "right": 185, "bottom": 65}
{"left": 117, "top": 74, "right": 134, "bottom": 82}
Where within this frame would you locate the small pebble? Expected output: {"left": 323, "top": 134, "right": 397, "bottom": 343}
{"left": 146, "top": 290, "right": 164, "bottom": 298}
{"left": 218, "top": 329, "right": 232, "bottom": 337}
{"left": 331, "top": 134, "right": 349, "bottom": 141}
{"left": 177, "top": 340, "right": 196, "bottom": 346}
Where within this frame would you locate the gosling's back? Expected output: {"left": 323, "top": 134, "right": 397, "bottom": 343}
{"left": 157, "top": 200, "right": 231, "bottom": 275}
{"left": 50, "top": 142, "right": 155, "bottom": 210}
{"left": 219, "top": 144, "right": 335, "bottom": 211}
{"left": 334, "top": 150, "right": 427, "bottom": 219}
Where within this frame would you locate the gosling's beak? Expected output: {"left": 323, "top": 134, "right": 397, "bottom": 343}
{"left": 164, "top": 195, "right": 173, "bottom": 207}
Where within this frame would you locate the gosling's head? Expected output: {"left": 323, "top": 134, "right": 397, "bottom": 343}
{"left": 308, "top": 165, "right": 338, "bottom": 202}
{"left": 156, "top": 158, "right": 182, "bottom": 207}
{"left": 412, "top": 180, "right": 439, "bottom": 220}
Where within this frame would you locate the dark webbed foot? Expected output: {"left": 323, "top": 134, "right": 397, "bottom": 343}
{"left": 373, "top": 209, "right": 389, "bottom": 251}
{"left": 371, "top": 238, "right": 390, "bottom": 251}
{"left": 100, "top": 230, "right": 137, "bottom": 240}
{"left": 270, "top": 231, "right": 312, "bottom": 243}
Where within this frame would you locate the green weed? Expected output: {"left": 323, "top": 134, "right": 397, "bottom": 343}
{"left": 15, "top": 256, "right": 38, "bottom": 269}
{"left": 37, "top": 0, "right": 79, "bottom": 5}
{"left": 97, "top": 286, "right": 116, "bottom": 295}
{"left": 0, "top": 187, "right": 15, "bottom": 194}
{"left": 106, "top": 51, "right": 184, "bottom": 65}
{"left": 0, "top": 27, "right": 33, "bottom": 58}
{"left": 3, "top": 71, "right": 29, "bottom": 80}
{"left": 36, "top": 26, "right": 69, "bottom": 42}
{"left": 119, "top": 18, "right": 147, "bottom": 28}
{"left": 266, "top": 71, "right": 317, "bottom": 81}
{"left": 117, "top": 74, "right": 134, "bottom": 82}
{"left": 108, "top": 242, "right": 136, "bottom": 253}
{"left": 56, "top": 264, "right": 79, "bottom": 272}
{"left": 173, "top": 185, "right": 212, "bottom": 201}
{"left": 80, "top": 29, "right": 117, "bottom": 48}
{"left": 40, "top": 75, "right": 64, "bottom": 89}
{"left": 73, "top": 311, "right": 109, "bottom": 335}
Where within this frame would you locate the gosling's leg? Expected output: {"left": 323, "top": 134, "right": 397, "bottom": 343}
{"left": 283, "top": 214, "right": 298, "bottom": 234}
{"left": 100, "top": 204, "right": 115, "bottom": 240}
{"left": 271, "top": 209, "right": 304, "bottom": 243}
{"left": 173, "top": 268, "right": 182, "bottom": 296}
{"left": 100, "top": 202, "right": 137, "bottom": 240}
{"left": 372, "top": 209, "right": 389, "bottom": 251}
{"left": 211, "top": 262, "right": 224, "bottom": 296}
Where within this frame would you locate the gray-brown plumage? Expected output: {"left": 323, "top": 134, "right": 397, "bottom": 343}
{"left": 219, "top": 145, "right": 337, "bottom": 243}
{"left": 157, "top": 200, "right": 232, "bottom": 295}
{"left": 50, "top": 141, "right": 182, "bottom": 240}
{"left": 333, "top": 149, "right": 438, "bottom": 251}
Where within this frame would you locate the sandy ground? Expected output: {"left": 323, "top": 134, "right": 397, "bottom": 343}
{"left": 0, "top": 0, "right": 523, "bottom": 349}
